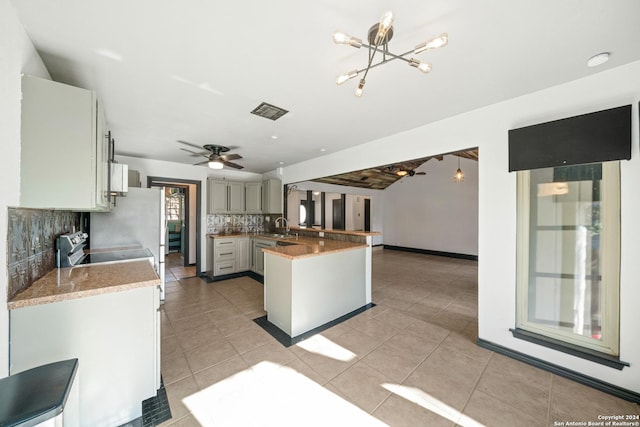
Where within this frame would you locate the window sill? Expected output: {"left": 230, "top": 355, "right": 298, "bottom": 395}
{"left": 510, "top": 328, "right": 629, "bottom": 370}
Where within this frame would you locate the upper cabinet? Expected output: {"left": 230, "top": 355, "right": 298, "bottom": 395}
{"left": 207, "top": 179, "right": 282, "bottom": 214}
{"left": 262, "top": 179, "right": 282, "bottom": 214}
{"left": 20, "top": 75, "right": 110, "bottom": 211}
{"left": 207, "top": 179, "right": 245, "bottom": 214}
{"left": 244, "top": 182, "right": 262, "bottom": 213}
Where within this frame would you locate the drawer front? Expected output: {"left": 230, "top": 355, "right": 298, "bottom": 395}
{"left": 214, "top": 248, "right": 235, "bottom": 261}
{"left": 214, "top": 260, "right": 235, "bottom": 276}
{"left": 214, "top": 238, "right": 236, "bottom": 249}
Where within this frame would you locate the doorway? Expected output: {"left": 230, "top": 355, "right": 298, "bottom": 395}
{"left": 364, "top": 198, "right": 371, "bottom": 232}
{"left": 148, "top": 176, "right": 201, "bottom": 273}
{"left": 332, "top": 199, "right": 344, "bottom": 230}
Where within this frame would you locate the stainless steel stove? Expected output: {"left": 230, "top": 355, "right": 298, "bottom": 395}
{"left": 56, "top": 232, "right": 153, "bottom": 268}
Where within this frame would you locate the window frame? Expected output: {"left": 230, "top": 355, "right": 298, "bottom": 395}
{"left": 516, "top": 161, "right": 621, "bottom": 356}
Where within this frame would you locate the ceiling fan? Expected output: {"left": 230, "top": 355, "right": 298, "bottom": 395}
{"left": 386, "top": 165, "right": 425, "bottom": 177}
{"left": 178, "top": 140, "right": 244, "bottom": 170}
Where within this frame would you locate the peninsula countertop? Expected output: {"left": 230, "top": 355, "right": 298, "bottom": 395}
{"left": 206, "top": 232, "right": 367, "bottom": 260}
{"left": 8, "top": 260, "right": 160, "bottom": 310}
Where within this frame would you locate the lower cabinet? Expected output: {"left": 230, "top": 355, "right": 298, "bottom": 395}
{"left": 236, "top": 237, "right": 250, "bottom": 271}
{"left": 10, "top": 286, "right": 159, "bottom": 427}
{"left": 210, "top": 237, "right": 251, "bottom": 278}
{"left": 251, "top": 238, "right": 277, "bottom": 276}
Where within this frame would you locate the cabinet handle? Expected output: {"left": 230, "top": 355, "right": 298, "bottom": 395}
{"left": 221, "top": 266, "right": 232, "bottom": 270}
{"left": 220, "top": 252, "right": 233, "bottom": 256}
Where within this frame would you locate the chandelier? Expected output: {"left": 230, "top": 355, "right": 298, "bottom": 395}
{"left": 334, "top": 11, "right": 448, "bottom": 97}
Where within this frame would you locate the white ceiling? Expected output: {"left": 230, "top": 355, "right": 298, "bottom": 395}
{"left": 12, "top": 1, "right": 640, "bottom": 174}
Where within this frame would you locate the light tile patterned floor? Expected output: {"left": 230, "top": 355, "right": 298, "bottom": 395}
{"left": 158, "top": 249, "right": 639, "bottom": 426}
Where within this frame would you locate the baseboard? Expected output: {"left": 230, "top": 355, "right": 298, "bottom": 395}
{"left": 477, "top": 338, "right": 640, "bottom": 403}
{"left": 201, "top": 270, "right": 264, "bottom": 284}
{"left": 383, "top": 245, "right": 478, "bottom": 261}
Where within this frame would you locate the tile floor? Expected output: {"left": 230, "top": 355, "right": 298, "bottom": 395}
{"left": 158, "top": 249, "right": 639, "bottom": 426}
{"left": 166, "top": 253, "right": 197, "bottom": 282}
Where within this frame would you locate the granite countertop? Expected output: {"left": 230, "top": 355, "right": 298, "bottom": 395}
{"left": 207, "top": 232, "right": 368, "bottom": 259}
{"left": 206, "top": 233, "right": 252, "bottom": 238}
{"left": 261, "top": 237, "right": 367, "bottom": 260}
{"left": 8, "top": 260, "right": 160, "bottom": 310}
{"left": 288, "top": 226, "right": 382, "bottom": 237}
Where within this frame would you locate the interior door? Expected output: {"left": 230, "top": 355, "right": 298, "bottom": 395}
{"left": 332, "top": 199, "right": 344, "bottom": 230}
{"left": 364, "top": 198, "right": 371, "bottom": 232}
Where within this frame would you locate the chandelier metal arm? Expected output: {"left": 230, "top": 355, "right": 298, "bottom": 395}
{"left": 361, "top": 44, "right": 414, "bottom": 63}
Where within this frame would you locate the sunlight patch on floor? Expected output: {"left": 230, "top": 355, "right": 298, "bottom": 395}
{"left": 295, "top": 334, "right": 357, "bottom": 362}
{"left": 183, "top": 361, "right": 387, "bottom": 426}
{"left": 382, "top": 383, "right": 485, "bottom": 427}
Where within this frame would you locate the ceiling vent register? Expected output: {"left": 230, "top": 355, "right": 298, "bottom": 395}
{"left": 250, "top": 102, "right": 289, "bottom": 121}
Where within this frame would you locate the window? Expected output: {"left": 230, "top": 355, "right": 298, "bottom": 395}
{"left": 166, "top": 188, "right": 185, "bottom": 221}
{"left": 516, "top": 161, "right": 620, "bottom": 356}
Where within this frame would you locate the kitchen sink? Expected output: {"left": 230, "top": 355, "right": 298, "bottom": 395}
{"left": 261, "top": 233, "right": 294, "bottom": 239}
{"left": 276, "top": 240, "right": 299, "bottom": 247}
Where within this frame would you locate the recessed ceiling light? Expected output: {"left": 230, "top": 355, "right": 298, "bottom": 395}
{"left": 587, "top": 52, "right": 610, "bottom": 68}
{"left": 271, "top": 135, "right": 278, "bottom": 140}
{"left": 320, "top": 148, "right": 326, "bottom": 152}
{"left": 279, "top": 161, "right": 284, "bottom": 165}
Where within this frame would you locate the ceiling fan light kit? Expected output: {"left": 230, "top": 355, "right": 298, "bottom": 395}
{"left": 334, "top": 11, "right": 448, "bottom": 96}
{"left": 178, "top": 140, "right": 244, "bottom": 170}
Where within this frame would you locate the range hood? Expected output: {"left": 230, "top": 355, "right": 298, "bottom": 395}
{"left": 110, "top": 162, "right": 129, "bottom": 196}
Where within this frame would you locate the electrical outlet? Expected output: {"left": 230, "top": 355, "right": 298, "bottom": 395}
{"left": 319, "top": 231, "right": 324, "bottom": 237}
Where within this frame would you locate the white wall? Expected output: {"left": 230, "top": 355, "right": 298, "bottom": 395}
{"left": 116, "top": 154, "right": 264, "bottom": 273}
{"left": 282, "top": 61, "right": 640, "bottom": 394}
{"left": 383, "top": 155, "right": 478, "bottom": 256}
{"left": 0, "top": 0, "right": 50, "bottom": 378}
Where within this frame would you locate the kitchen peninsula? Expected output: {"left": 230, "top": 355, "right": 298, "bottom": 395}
{"left": 264, "top": 228, "right": 378, "bottom": 339}
{"left": 208, "top": 228, "right": 379, "bottom": 339}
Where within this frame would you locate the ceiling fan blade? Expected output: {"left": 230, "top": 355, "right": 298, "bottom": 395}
{"left": 178, "top": 140, "right": 207, "bottom": 150}
{"left": 193, "top": 160, "right": 208, "bottom": 166}
{"left": 180, "top": 147, "right": 209, "bottom": 157}
{"left": 221, "top": 159, "right": 244, "bottom": 169}
{"left": 220, "top": 153, "right": 242, "bottom": 161}
{"left": 415, "top": 172, "right": 426, "bottom": 175}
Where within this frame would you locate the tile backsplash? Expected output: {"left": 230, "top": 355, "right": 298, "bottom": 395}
{"left": 7, "top": 208, "right": 80, "bottom": 300}
{"left": 206, "top": 213, "right": 282, "bottom": 235}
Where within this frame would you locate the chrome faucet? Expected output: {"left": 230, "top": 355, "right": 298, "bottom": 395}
{"left": 274, "top": 216, "right": 289, "bottom": 233}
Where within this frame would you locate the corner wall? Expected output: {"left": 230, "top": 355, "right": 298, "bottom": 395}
{"left": 0, "top": 0, "right": 50, "bottom": 378}
{"left": 282, "top": 61, "right": 640, "bottom": 394}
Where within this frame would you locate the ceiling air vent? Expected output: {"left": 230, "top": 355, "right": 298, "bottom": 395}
{"left": 250, "top": 102, "right": 289, "bottom": 121}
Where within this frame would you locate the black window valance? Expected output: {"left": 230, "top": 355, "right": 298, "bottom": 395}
{"left": 508, "top": 105, "right": 631, "bottom": 172}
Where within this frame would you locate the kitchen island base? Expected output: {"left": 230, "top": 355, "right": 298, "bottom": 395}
{"left": 255, "top": 302, "right": 375, "bottom": 346}
{"left": 264, "top": 247, "right": 366, "bottom": 339}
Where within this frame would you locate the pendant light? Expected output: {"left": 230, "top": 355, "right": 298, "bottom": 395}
{"left": 454, "top": 157, "right": 464, "bottom": 183}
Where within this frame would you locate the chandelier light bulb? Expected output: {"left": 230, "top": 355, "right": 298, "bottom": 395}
{"left": 336, "top": 69, "right": 359, "bottom": 85}
{"left": 414, "top": 33, "right": 449, "bottom": 54}
{"left": 208, "top": 160, "right": 224, "bottom": 170}
{"left": 375, "top": 11, "right": 394, "bottom": 44}
{"left": 333, "top": 31, "right": 350, "bottom": 44}
{"left": 333, "top": 31, "right": 362, "bottom": 48}
{"left": 408, "top": 58, "right": 432, "bottom": 74}
{"left": 355, "top": 79, "right": 366, "bottom": 97}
